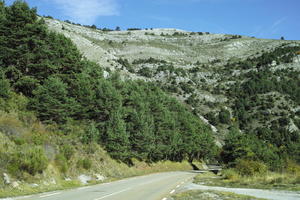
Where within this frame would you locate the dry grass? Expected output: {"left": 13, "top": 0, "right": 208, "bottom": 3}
{"left": 172, "top": 190, "right": 266, "bottom": 200}
{"left": 194, "top": 166, "right": 300, "bottom": 191}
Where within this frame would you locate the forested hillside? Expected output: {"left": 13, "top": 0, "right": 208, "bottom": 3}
{"left": 0, "top": 0, "right": 216, "bottom": 188}
{"left": 44, "top": 4, "right": 300, "bottom": 173}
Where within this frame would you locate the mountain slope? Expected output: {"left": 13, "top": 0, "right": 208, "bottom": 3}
{"left": 45, "top": 18, "right": 300, "bottom": 168}
{"left": 45, "top": 18, "right": 300, "bottom": 137}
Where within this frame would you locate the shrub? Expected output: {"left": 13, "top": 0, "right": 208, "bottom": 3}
{"left": 8, "top": 146, "right": 48, "bottom": 176}
{"left": 55, "top": 153, "right": 68, "bottom": 173}
{"left": 222, "top": 168, "right": 239, "bottom": 180}
{"left": 219, "top": 108, "right": 231, "bottom": 124}
{"left": 235, "top": 159, "right": 267, "bottom": 176}
{"left": 0, "top": 75, "right": 10, "bottom": 99}
{"left": 0, "top": 115, "right": 24, "bottom": 136}
{"left": 81, "top": 122, "right": 99, "bottom": 144}
{"left": 61, "top": 144, "right": 75, "bottom": 160}
{"left": 77, "top": 158, "right": 92, "bottom": 170}
{"left": 82, "top": 158, "right": 92, "bottom": 170}
{"left": 137, "top": 67, "right": 152, "bottom": 78}
{"left": 285, "top": 160, "right": 300, "bottom": 175}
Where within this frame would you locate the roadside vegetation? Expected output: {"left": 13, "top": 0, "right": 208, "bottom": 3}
{"left": 193, "top": 160, "right": 300, "bottom": 191}
{"left": 172, "top": 189, "right": 265, "bottom": 200}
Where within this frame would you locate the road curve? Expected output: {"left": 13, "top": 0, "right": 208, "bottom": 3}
{"left": 7, "top": 171, "right": 196, "bottom": 200}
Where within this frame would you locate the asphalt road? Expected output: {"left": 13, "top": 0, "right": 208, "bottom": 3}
{"left": 8, "top": 171, "right": 195, "bottom": 200}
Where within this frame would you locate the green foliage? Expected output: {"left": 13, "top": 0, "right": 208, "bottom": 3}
{"left": 55, "top": 153, "right": 68, "bottom": 173}
{"left": 0, "top": 72, "right": 10, "bottom": 99}
{"left": 179, "top": 82, "right": 194, "bottom": 94}
{"left": 222, "top": 168, "right": 239, "bottom": 180}
{"left": 8, "top": 145, "right": 48, "bottom": 176}
{"left": 29, "top": 76, "right": 77, "bottom": 123}
{"left": 235, "top": 159, "right": 267, "bottom": 176}
{"left": 82, "top": 158, "right": 92, "bottom": 170}
{"left": 81, "top": 122, "right": 99, "bottom": 144}
{"left": 117, "top": 58, "right": 134, "bottom": 73}
{"left": 137, "top": 67, "right": 152, "bottom": 77}
{"left": 132, "top": 57, "right": 167, "bottom": 65}
{"left": 61, "top": 144, "right": 75, "bottom": 160}
{"left": 0, "top": 0, "right": 85, "bottom": 96}
{"left": 219, "top": 108, "right": 231, "bottom": 124}
{"left": 77, "top": 158, "right": 92, "bottom": 170}
{"left": 221, "top": 127, "right": 282, "bottom": 170}
{"left": 105, "top": 111, "right": 131, "bottom": 162}
{"left": 205, "top": 112, "right": 219, "bottom": 126}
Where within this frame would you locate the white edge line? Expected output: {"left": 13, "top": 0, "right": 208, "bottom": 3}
{"left": 162, "top": 198, "right": 167, "bottom": 200}
{"left": 170, "top": 189, "right": 175, "bottom": 194}
{"left": 12, "top": 195, "right": 34, "bottom": 200}
{"left": 77, "top": 186, "right": 91, "bottom": 190}
{"left": 176, "top": 185, "right": 180, "bottom": 188}
{"left": 39, "top": 192, "right": 61, "bottom": 198}
{"left": 94, "top": 188, "right": 131, "bottom": 200}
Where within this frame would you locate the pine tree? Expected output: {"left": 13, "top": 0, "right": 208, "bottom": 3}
{"left": 30, "top": 76, "right": 77, "bottom": 123}
{"left": 105, "top": 111, "right": 130, "bottom": 162}
{"left": 0, "top": 72, "right": 10, "bottom": 99}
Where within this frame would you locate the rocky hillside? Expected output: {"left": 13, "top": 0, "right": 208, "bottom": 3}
{"left": 46, "top": 18, "right": 300, "bottom": 144}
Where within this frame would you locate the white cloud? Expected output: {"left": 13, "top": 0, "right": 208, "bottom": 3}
{"left": 50, "top": 0, "right": 119, "bottom": 24}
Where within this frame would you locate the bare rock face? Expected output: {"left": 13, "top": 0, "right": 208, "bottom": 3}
{"left": 78, "top": 174, "right": 92, "bottom": 185}
{"left": 30, "top": 183, "right": 39, "bottom": 187}
{"left": 64, "top": 177, "right": 72, "bottom": 181}
{"left": 202, "top": 163, "right": 209, "bottom": 170}
{"left": 94, "top": 174, "right": 106, "bottom": 182}
{"left": 3, "top": 173, "right": 10, "bottom": 184}
{"left": 11, "top": 181, "right": 19, "bottom": 188}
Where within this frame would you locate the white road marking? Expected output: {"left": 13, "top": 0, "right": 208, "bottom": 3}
{"left": 94, "top": 188, "right": 131, "bottom": 200}
{"left": 13, "top": 195, "right": 33, "bottom": 200}
{"left": 77, "top": 186, "right": 91, "bottom": 190}
{"left": 39, "top": 192, "right": 61, "bottom": 198}
{"left": 170, "top": 189, "right": 175, "bottom": 194}
{"left": 162, "top": 198, "right": 167, "bottom": 200}
{"left": 176, "top": 184, "right": 180, "bottom": 188}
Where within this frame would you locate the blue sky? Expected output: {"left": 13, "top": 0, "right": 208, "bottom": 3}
{"left": 6, "top": 0, "right": 300, "bottom": 40}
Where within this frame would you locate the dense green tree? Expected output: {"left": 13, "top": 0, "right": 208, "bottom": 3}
{"left": 81, "top": 121, "right": 100, "bottom": 144}
{"left": 0, "top": 71, "right": 10, "bottom": 99}
{"left": 0, "top": 0, "right": 85, "bottom": 96}
{"left": 219, "top": 108, "right": 231, "bottom": 124}
{"left": 105, "top": 111, "right": 131, "bottom": 162}
{"left": 30, "top": 76, "right": 77, "bottom": 123}
{"left": 221, "top": 127, "right": 253, "bottom": 165}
